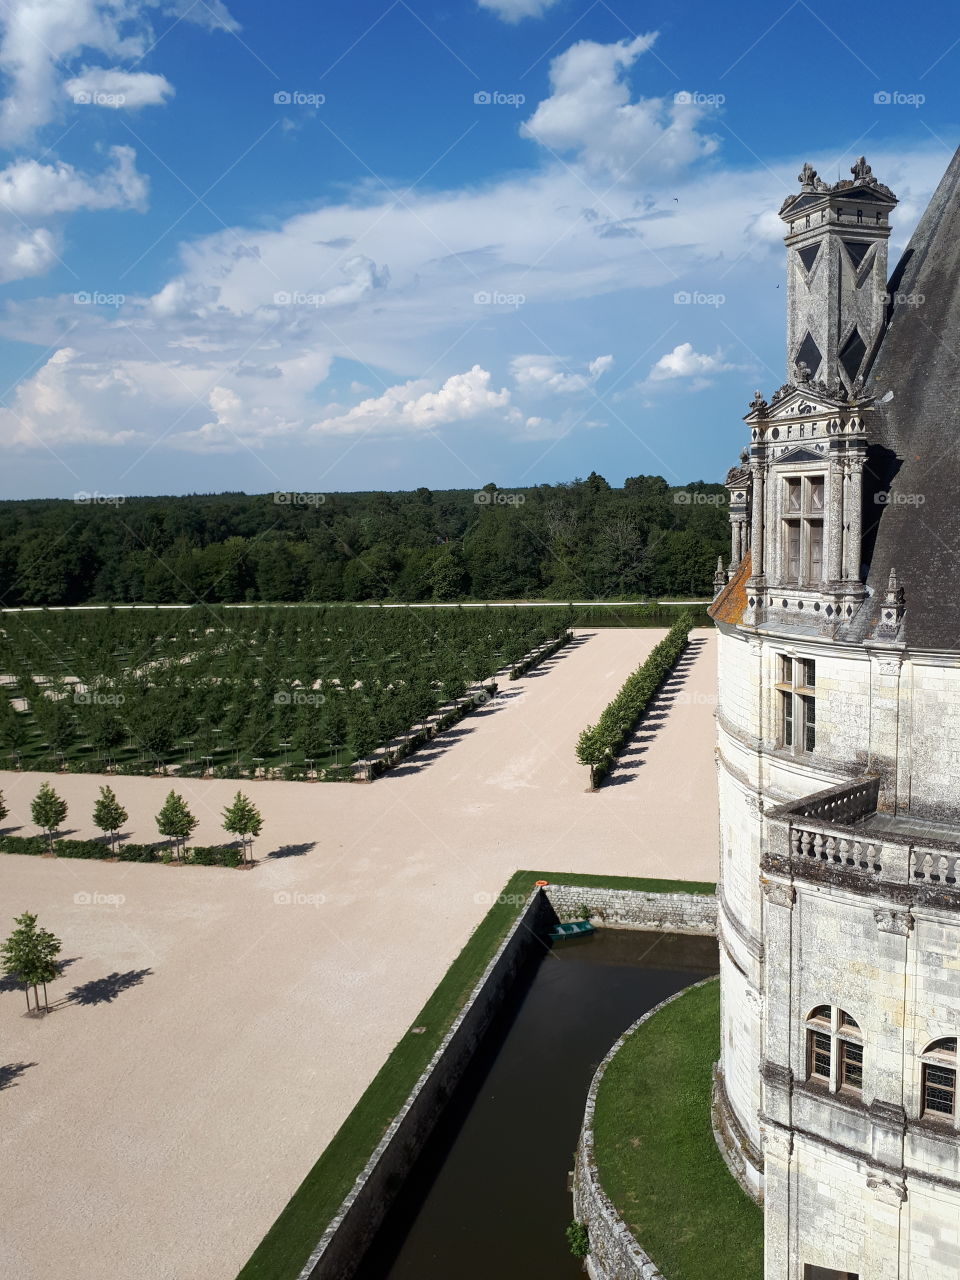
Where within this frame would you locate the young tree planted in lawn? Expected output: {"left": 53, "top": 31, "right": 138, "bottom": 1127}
{"left": 92, "top": 785, "right": 129, "bottom": 855}
{"left": 221, "top": 791, "right": 262, "bottom": 863}
{"left": 1, "top": 911, "right": 62, "bottom": 1013}
{"left": 155, "top": 790, "right": 198, "bottom": 861}
{"left": 31, "top": 782, "right": 68, "bottom": 853}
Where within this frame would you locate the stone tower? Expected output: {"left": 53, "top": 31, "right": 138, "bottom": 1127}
{"left": 710, "top": 149, "right": 960, "bottom": 1280}
{"left": 780, "top": 157, "right": 897, "bottom": 390}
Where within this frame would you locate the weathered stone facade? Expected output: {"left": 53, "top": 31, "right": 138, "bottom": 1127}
{"left": 711, "top": 152, "right": 960, "bottom": 1278}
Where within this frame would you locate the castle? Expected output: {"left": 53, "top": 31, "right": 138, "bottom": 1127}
{"left": 709, "top": 149, "right": 960, "bottom": 1279}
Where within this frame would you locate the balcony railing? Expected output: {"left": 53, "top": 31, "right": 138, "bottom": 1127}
{"left": 767, "top": 776, "right": 960, "bottom": 894}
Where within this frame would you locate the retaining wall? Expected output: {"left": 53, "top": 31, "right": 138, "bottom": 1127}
{"left": 572, "top": 977, "right": 720, "bottom": 1280}
{"left": 544, "top": 884, "right": 717, "bottom": 934}
{"left": 297, "top": 887, "right": 555, "bottom": 1279}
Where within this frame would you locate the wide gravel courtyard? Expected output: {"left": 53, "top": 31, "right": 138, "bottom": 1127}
{"left": 0, "top": 627, "right": 718, "bottom": 1280}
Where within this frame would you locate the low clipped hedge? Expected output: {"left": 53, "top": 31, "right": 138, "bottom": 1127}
{"left": 0, "top": 834, "right": 241, "bottom": 867}
{"left": 576, "top": 613, "right": 694, "bottom": 787}
{"left": 185, "top": 845, "right": 244, "bottom": 867}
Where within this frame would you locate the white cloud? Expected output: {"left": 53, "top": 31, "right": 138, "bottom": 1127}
{"left": 647, "top": 342, "right": 734, "bottom": 382}
{"left": 64, "top": 68, "right": 174, "bottom": 109}
{"left": 311, "top": 366, "right": 517, "bottom": 437}
{"left": 0, "top": 0, "right": 234, "bottom": 144}
{"left": 510, "top": 352, "right": 613, "bottom": 395}
{"left": 520, "top": 34, "right": 719, "bottom": 178}
{"left": 477, "top": 0, "right": 559, "bottom": 20}
{"left": 0, "top": 146, "right": 147, "bottom": 217}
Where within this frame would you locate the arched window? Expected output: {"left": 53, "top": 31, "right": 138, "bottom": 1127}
{"left": 921, "top": 1039, "right": 957, "bottom": 1119}
{"left": 805, "top": 1006, "right": 863, "bottom": 1093}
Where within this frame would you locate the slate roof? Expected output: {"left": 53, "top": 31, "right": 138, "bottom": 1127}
{"left": 861, "top": 145, "right": 960, "bottom": 651}
{"left": 708, "top": 551, "right": 751, "bottom": 627}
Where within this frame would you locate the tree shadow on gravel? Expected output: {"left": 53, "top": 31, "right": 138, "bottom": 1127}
{"left": 0, "top": 1061, "right": 37, "bottom": 1090}
{"left": 266, "top": 842, "right": 316, "bottom": 859}
{"left": 66, "top": 968, "right": 153, "bottom": 1006}
{"left": 603, "top": 637, "right": 709, "bottom": 787}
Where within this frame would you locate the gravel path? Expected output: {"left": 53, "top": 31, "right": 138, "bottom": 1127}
{"left": 0, "top": 627, "right": 718, "bottom": 1280}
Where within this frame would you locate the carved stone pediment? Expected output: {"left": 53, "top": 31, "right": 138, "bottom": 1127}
{"left": 773, "top": 445, "right": 826, "bottom": 466}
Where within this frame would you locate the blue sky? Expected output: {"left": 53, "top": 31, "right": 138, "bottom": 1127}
{"left": 0, "top": 0, "right": 957, "bottom": 499}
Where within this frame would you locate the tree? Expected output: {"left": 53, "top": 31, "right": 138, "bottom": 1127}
{"left": 155, "top": 790, "right": 198, "bottom": 861}
{"left": 221, "top": 791, "right": 263, "bottom": 864}
{"left": 1, "top": 911, "right": 62, "bottom": 1013}
{"left": 31, "top": 782, "right": 68, "bottom": 853}
{"left": 92, "top": 785, "right": 128, "bottom": 855}
{"left": 0, "top": 789, "right": 7, "bottom": 826}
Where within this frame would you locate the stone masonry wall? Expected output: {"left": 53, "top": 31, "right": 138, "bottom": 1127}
{"left": 572, "top": 978, "right": 720, "bottom": 1280}
{"left": 298, "top": 888, "right": 555, "bottom": 1279}
{"left": 544, "top": 885, "right": 717, "bottom": 934}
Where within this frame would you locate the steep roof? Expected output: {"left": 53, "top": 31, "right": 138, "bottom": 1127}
{"left": 708, "top": 551, "right": 751, "bottom": 627}
{"left": 862, "top": 145, "right": 960, "bottom": 651}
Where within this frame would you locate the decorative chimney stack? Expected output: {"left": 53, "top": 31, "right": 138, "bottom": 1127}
{"left": 779, "top": 157, "right": 897, "bottom": 393}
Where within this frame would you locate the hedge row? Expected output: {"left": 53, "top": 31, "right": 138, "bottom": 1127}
{"left": 0, "top": 834, "right": 242, "bottom": 867}
{"left": 576, "top": 613, "right": 694, "bottom": 787}
{"left": 509, "top": 631, "right": 572, "bottom": 680}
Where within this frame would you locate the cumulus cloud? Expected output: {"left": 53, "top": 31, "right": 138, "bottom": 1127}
{"left": 0, "top": 126, "right": 945, "bottom": 453}
{"left": 0, "top": 0, "right": 234, "bottom": 143}
{"left": 510, "top": 353, "right": 613, "bottom": 395}
{"left": 0, "top": 146, "right": 147, "bottom": 217}
{"left": 64, "top": 67, "right": 174, "bottom": 109}
{"left": 520, "top": 34, "right": 719, "bottom": 178}
{"left": 647, "top": 342, "right": 735, "bottom": 382}
{"left": 477, "top": 0, "right": 559, "bottom": 20}
{"left": 311, "top": 366, "right": 517, "bottom": 437}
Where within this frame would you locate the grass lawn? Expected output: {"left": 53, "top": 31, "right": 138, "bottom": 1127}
{"left": 591, "top": 978, "right": 763, "bottom": 1279}
{"left": 237, "top": 869, "right": 716, "bottom": 1280}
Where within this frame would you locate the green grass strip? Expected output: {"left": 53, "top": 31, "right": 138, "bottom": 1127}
{"left": 236, "top": 869, "right": 716, "bottom": 1280}
{"left": 592, "top": 979, "right": 763, "bottom": 1279}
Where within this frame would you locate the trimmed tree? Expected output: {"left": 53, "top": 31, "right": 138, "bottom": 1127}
{"left": 92, "top": 785, "right": 129, "bottom": 855}
{"left": 31, "top": 782, "right": 68, "bottom": 853}
{"left": 221, "top": 791, "right": 263, "bottom": 864}
{"left": 1, "top": 911, "right": 62, "bottom": 1013}
{"left": 155, "top": 790, "right": 198, "bottom": 861}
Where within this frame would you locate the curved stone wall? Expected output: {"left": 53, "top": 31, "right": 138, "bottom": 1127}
{"left": 572, "top": 978, "right": 718, "bottom": 1280}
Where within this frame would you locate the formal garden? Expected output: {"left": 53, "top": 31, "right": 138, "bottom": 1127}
{"left": 0, "top": 605, "right": 575, "bottom": 779}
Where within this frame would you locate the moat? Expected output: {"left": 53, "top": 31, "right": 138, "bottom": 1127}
{"left": 355, "top": 928, "right": 720, "bottom": 1279}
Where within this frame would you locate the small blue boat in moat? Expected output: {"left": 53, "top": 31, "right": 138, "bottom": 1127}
{"left": 549, "top": 920, "right": 595, "bottom": 941}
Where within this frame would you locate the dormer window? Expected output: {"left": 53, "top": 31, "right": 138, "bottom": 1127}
{"left": 782, "top": 475, "right": 825, "bottom": 584}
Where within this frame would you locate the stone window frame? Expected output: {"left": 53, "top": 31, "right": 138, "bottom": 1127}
{"left": 775, "top": 653, "right": 816, "bottom": 754}
{"left": 805, "top": 1005, "right": 863, "bottom": 1096}
{"left": 919, "top": 1037, "right": 958, "bottom": 1124}
{"left": 779, "top": 471, "right": 826, "bottom": 586}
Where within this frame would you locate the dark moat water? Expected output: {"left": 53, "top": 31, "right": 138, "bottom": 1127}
{"left": 355, "top": 928, "right": 720, "bottom": 1280}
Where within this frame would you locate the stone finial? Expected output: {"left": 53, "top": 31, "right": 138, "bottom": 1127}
{"left": 851, "top": 155, "right": 874, "bottom": 184}
{"left": 795, "top": 360, "right": 813, "bottom": 385}
{"left": 748, "top": 389, "right": 769, "bottom": 418}
{"left": 875, "top": 567, "right": 906, "bottom": 640}
{"left": 798, "top": 161, "right": 818, "bottom": 190}
{"left": 713, "top": 557, "right": 726, "bottom": 597}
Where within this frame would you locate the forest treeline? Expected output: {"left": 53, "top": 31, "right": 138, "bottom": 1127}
{"left": 0, "top": 472, "right": 728, "bottom": 606}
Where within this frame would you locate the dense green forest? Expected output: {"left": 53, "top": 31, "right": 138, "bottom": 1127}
{"left": 0, "top": 473, "right": 728, "bottom": 606}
